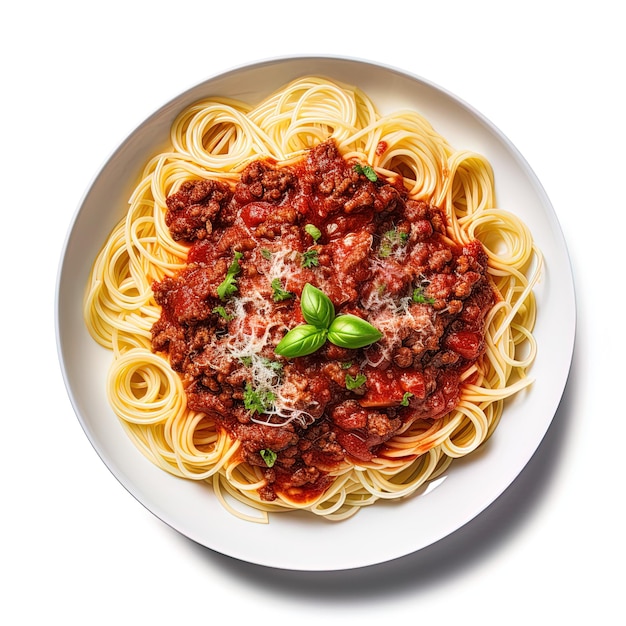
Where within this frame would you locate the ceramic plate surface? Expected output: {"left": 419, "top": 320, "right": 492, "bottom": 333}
{"left": 56, "top": 56, "right": 575, "bottom": 571}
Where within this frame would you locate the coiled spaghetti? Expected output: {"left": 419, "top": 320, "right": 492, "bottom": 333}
{"left": 84, "top": 76, "right": 541, "bottom": 523}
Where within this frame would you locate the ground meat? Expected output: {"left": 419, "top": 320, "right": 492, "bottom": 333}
{"left": 301, "top": 141, "right": 398, "bottom": 216}
{"left": 393, "top": 346, "right": 413, "bottom": 368}
{"left": 165, "top": 179, "right": 232, "bottom": 241}
{"left": 186, "top": 380, "right": 234, "bottom": 415}
{"left": 150, "top": 138, "right": 496, "bottom": 502}
{"left": 331, "top": 400, "right": 369, "bottom": 430}
{"left": 235, "top": 160, "right": 297, "bottom": 205}
{"left": 237, "top": 422, "right": 299, "bottom": 463}
{"left": 322, "top": 230, "right": 374, "bottom": 304}
{"left": 367, "top": 411, "right": 400, "bottom": 439}
{"left": 152, "top": 263, "right": 226, "bottom": 324}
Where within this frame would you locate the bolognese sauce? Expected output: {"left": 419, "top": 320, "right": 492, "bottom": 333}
{"left": 151, "top": 139, "right": 496, "bottom": 502}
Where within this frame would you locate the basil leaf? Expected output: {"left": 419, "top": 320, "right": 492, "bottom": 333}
{"left": 327, "top": 314, "right": 382, "bottom": 349}
{"left": 275, "top": 324, "right": 328, "bottom": 358}
{"left": 300, "top": 283, "right": 335, "bottom": 329}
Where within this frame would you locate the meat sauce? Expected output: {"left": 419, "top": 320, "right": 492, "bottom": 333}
{"left": 151, "top": 140, "right": 496, "bottom": 503}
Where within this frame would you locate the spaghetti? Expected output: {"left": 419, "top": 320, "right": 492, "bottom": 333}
{"left": 84, "top": 76, "right": 541, "bottom": 523}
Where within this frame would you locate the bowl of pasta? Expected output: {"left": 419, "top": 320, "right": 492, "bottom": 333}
{"left": 56, "top": 55, "right": 575, "bottom": 570}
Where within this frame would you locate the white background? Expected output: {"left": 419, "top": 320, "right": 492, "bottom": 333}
{"left": 2, "top": 1, "right": 621, "bottom": 624}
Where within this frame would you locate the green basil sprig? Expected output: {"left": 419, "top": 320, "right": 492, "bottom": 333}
{"left": 275, "top": 283, "right": 382, "bottom": 358}
{"left": 274, "top": 324, "right": 327, "bottom": 358}
{"left": 327, "top": 313, "right": 384, "bottom": 348}
{"left": 300, "top": 283, "right": 335, "bottom": 329}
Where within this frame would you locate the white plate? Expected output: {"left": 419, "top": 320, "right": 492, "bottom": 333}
{"left": 55, "top": 56, "right": 576, "bottom": 571}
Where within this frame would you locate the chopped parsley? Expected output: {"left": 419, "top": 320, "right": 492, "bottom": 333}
{"left": 400, "top": 392, "right": 413, "bottom": 406}
{"left": 301, "top": 249, "right": 319, "bottom": 268}
{"left": 217, "top": 251, "right": 243, "bottom": 300}
{"left": 243, "top": 383, "right": 276, "bottom": 415}
{"left": 260, "top": 449, "right": 277, "bottom": 468}
{"left": 239, "top": 356, "right": 282, "bottom": 373}
{"left": 345, "top": 373, "right": 367, "bottom": 390}
{"left": 379, "top": 228, "right": 409, "bottom": 258}
{"left": 353, "top": 163, "right": 378, "bottom": 182}
{"left": 261, "top": 357, "right": 283, "bottom": 373}
{"left": 412, "top": 287, "right": 436, "bottom": 304}
{"left": 212, "top": 305, "right": 233, "bottom": 320}
{"left": 271, "top": 278, "right": 294, "bottom": 302}
{"left": 261, "top": 248, "right": 273, "bottom": 260}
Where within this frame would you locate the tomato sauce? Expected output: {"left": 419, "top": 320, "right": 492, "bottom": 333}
{"left": 151, "top": 140, "right": 496, "bottom": 502}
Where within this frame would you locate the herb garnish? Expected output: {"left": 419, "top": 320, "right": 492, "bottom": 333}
{"left": 275, "top": 284, "right": 382, "bottom": 358}
{"left": 261, "top": 357, "right": 283, "bottom": 373}
{"left": 217, "top": 251, "right": 243, "bottom": 300}
{"left": 304, "top": 223, "right": 322, "bottom": 242}
{"left": 271, "top": 278, "right": 294, "bottom": 302}
{"left": 275, "top": 324, "right": 328, "bottom": 358}
{"left": 301, "top": 249, "right": 319, "bottom": 268}
{"left": 243, "top": 382, "right": 276, "bottom": 415}
{"left": 300, "top": 282, "right": 335, "bottom": 328}
{"left": 412, "top": 287, "right": 436, "bottom": 305}
{"left": 239, "top": 356, "right": 282, "bottom": 373}
{"left": 353, "top": 163, "right": 378, "bottom": 182}
{"left": 261, "top": 248, "right": 273, "bottom": 260}
{"left": 327, "top": 314, "right": 383, "bottom": 349}
{"left": 212, "top": 305, "right": 233, "bottom": 320}
{"left": 345, "top": 373, "right": 367, "bottom": 390}
{"left": 401, "top": 392, "right": 413, "bottom": 406}
{"left": 260, "top": 449, "right": 277, "bottom": 468}
{"left": 379, "top": 228, "right": 409, "bottom": 258}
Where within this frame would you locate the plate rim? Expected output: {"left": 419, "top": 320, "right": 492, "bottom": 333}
{"left": 55, "top": 54, "right": 577, "bottom": 571}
